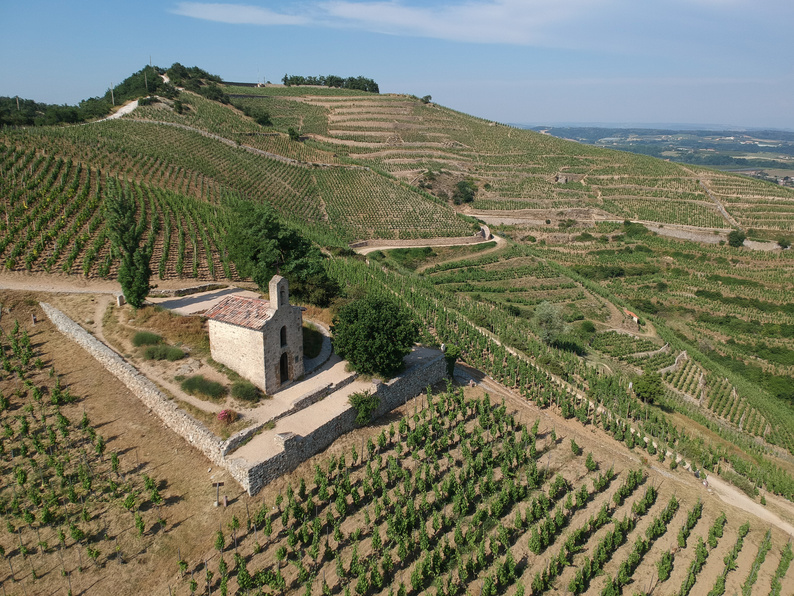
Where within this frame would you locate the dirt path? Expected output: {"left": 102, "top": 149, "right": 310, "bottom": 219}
{"left": 0, "top": 271, "right": 123, "bottom": 294}
{"left": 707, "top": 475, "right": 794, "bottom": 536}
{"left": 353, "top": 233, "right": 504, "bottom": 255}
{"left": 414, "top": 234, "right": 506, "bottom": 272}
{"left": 0, "top": 271, "right": 237, "bottom": 296}
{"left": 95, "top": 99, "right": 139, "bottom": 122}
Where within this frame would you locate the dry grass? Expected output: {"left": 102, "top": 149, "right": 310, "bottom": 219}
{"left": 128, "top": 305, "right": 209, "bottom": 354}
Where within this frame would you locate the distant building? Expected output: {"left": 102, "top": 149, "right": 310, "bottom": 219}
{"left": 205, "top": 276, "right": 304, "bottom": 394}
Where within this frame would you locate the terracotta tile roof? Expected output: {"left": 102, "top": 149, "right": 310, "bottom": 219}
{"left": 204, "top": 295, "right": 272, "bottom": 330}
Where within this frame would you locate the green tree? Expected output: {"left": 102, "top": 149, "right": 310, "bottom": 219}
{"left": 727, "top": 230, "right": 746, "bottom": 247}
{"left": 332, "top": 295, "right": 419, "bottom": 377}
{"left": 444, "top": 344, "right": 460, "bottom": 377}
{"left": 225, "top": 200, "right": 338, "bottom": 306}
{"left": 106, "top": 185, "right": 151, "bottom": 308}
{"left": 534, "top": 301, "right": 566, "bottom": 345}
{"left": 634, "top": 371, "right": 663, "bottom": 405}
{"left": 451, "top": 179, "right": 477, "bottom": 204}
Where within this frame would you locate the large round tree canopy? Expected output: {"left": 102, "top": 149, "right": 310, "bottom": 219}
{"left": 332, "top": 295, "right": 419, "bottom": 377}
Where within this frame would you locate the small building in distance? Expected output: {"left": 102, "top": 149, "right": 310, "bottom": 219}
{"left": 205, "top": 276, "right": 304, "bottom": 394}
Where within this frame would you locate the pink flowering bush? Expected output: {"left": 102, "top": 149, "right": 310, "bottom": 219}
{"left": 217, "top": 409, "right": 238, "bottom": 424}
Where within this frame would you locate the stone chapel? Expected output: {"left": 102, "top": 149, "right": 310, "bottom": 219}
{"left": 205, "top": 276, "right": 304, "bottom": 394}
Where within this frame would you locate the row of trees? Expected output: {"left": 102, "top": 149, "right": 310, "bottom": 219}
{"left": 281, "top": 74, "right": 379, "bottom": 93}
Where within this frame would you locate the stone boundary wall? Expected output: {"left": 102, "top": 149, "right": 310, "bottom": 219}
{"left": 629, "top": 342, "right": 669, "bottom": 359}
{"left": 149, "top": 283, "right": 230, "bottom": 298}
{"left": 242, "top": 352, "right": 446, "bottom": 494}
{"left": 660, "top": 350, "right": 688, "bottom": 375}
{"left": 220, "top": 373, "right": 357, "bottom": 457}
{"left": 290, "top": 374, "right": 357, "bottom": 413}
{"left": 349, "top": 228, "right": 490, "bottom": 250}
{"left": 40, "top": 303, "right": 227, "bottom": 466}
{"left": 43, "top": 301, "right": 446, "bottom": 496}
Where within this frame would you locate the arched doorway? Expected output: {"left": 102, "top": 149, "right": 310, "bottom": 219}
{"left": 279, "top": 352, "right": 289, "bottom": 384}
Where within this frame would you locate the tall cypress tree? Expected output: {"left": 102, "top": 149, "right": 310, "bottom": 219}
{"left": 105, "top": 182, "right": 151, "bottom": 308}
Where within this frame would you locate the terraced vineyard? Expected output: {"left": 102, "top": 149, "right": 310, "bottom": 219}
{"left": 165, "top": 385, "right": 794, "bottom": 596}
{"left": 3, "top": 69, "right": 794, "bottom": 595}
{"left": 228, "top": 89, "right": 794, "bottom": 234}
{"left": 0, "top": 145, "right": 234, "bottom": 279}
{"left": 0, "top": 98, "right": 471, "bottom": 278}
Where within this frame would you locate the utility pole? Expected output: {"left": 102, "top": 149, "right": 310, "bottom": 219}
{"left": 110, "top": 83, "right": 115, "bottom": 106}
{"left": 144, "top": 70, "right": 149, "bottom": 93}
{"left": 16, "top": 96, "right": 19, "bottom": 111}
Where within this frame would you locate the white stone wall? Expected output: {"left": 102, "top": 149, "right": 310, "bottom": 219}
{"left": 209, "top": 319, "right": 266, "bottom": 390}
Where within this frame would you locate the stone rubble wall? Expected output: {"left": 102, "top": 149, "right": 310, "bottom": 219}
{"left": 40, "top": 303, "right": 227, "bottom": 467}
{"left": 220, "top": 373, "right": 357, "bottom": 457}
{"left": 349, "top": 234, "right": 488, "bottom": 250}
{"left": 43, "top": 301, "right": 446, "bottom": 496}
{"left": 659, "top": 350, "right": 688, "bottom": 375}
{"left": 243, "top": 352, "right": 446, "bottom": 495}
{"left": 148, "top": 283, "right": 230, "bottom": 298}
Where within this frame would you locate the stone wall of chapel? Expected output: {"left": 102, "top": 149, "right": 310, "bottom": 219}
{"left": 262, "top": 305, "right": 304, "bottom": 394}
{"left": 208, "top": 319, "right": 266, "bottom": 390}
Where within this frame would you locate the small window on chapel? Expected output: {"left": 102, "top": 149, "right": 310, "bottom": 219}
{"left": 280, "top": 288, "right": 286, "bottom": 306}
{"left": 280, "top": 326, "right": 287, "bottom": 347}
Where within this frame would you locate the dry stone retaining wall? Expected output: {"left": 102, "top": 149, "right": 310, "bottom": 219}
{"left": 43, "top": 302, "right": 446, "bottom": 496}
{"left": 660, "top": 350, "right": 688, "bottom": 375}
{"left": 241, "top": 351, "right": 446, "bottom": 495}
{"left": 220, "top": 373, "right": 357, "bottom": 457}
{"left": 40, "top": 303, "right": 226, "bottom": 466}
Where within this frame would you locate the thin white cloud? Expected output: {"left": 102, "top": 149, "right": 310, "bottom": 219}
{"left": 171, "top": 0, "right": 608, "bottom": 45}
{"left": 169, "top": 0, "right": 792, "bottom": 53}
{"left": 318, "top": 0, "right": 594, "bottom": 45}
{"left": 171, "top": 2, "right": 308, "bottom": 25}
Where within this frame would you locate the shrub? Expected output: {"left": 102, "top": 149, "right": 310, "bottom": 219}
{"left": 133, "top": 331, "right": 162, "bottom": 347}
{"left": 727, "top": 230, "right": 746, "bottom": 247}
{"left": 231, "top": 381, "right": 263, "bottom": 403}
{"left": 349, "top": 390, "right": 380, "bottom": 426}
{"left": 143, "top": 345, "right": 184, "bottom": 361}
{"left": 181, "top": 375, "right": 227, "bottom": 400}
{"left": 217, "top": 410, "right": 238, "bottom": 424}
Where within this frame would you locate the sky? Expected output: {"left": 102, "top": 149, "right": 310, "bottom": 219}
{"left": 1, "top": 0, "right": 793, "bottom": 129}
